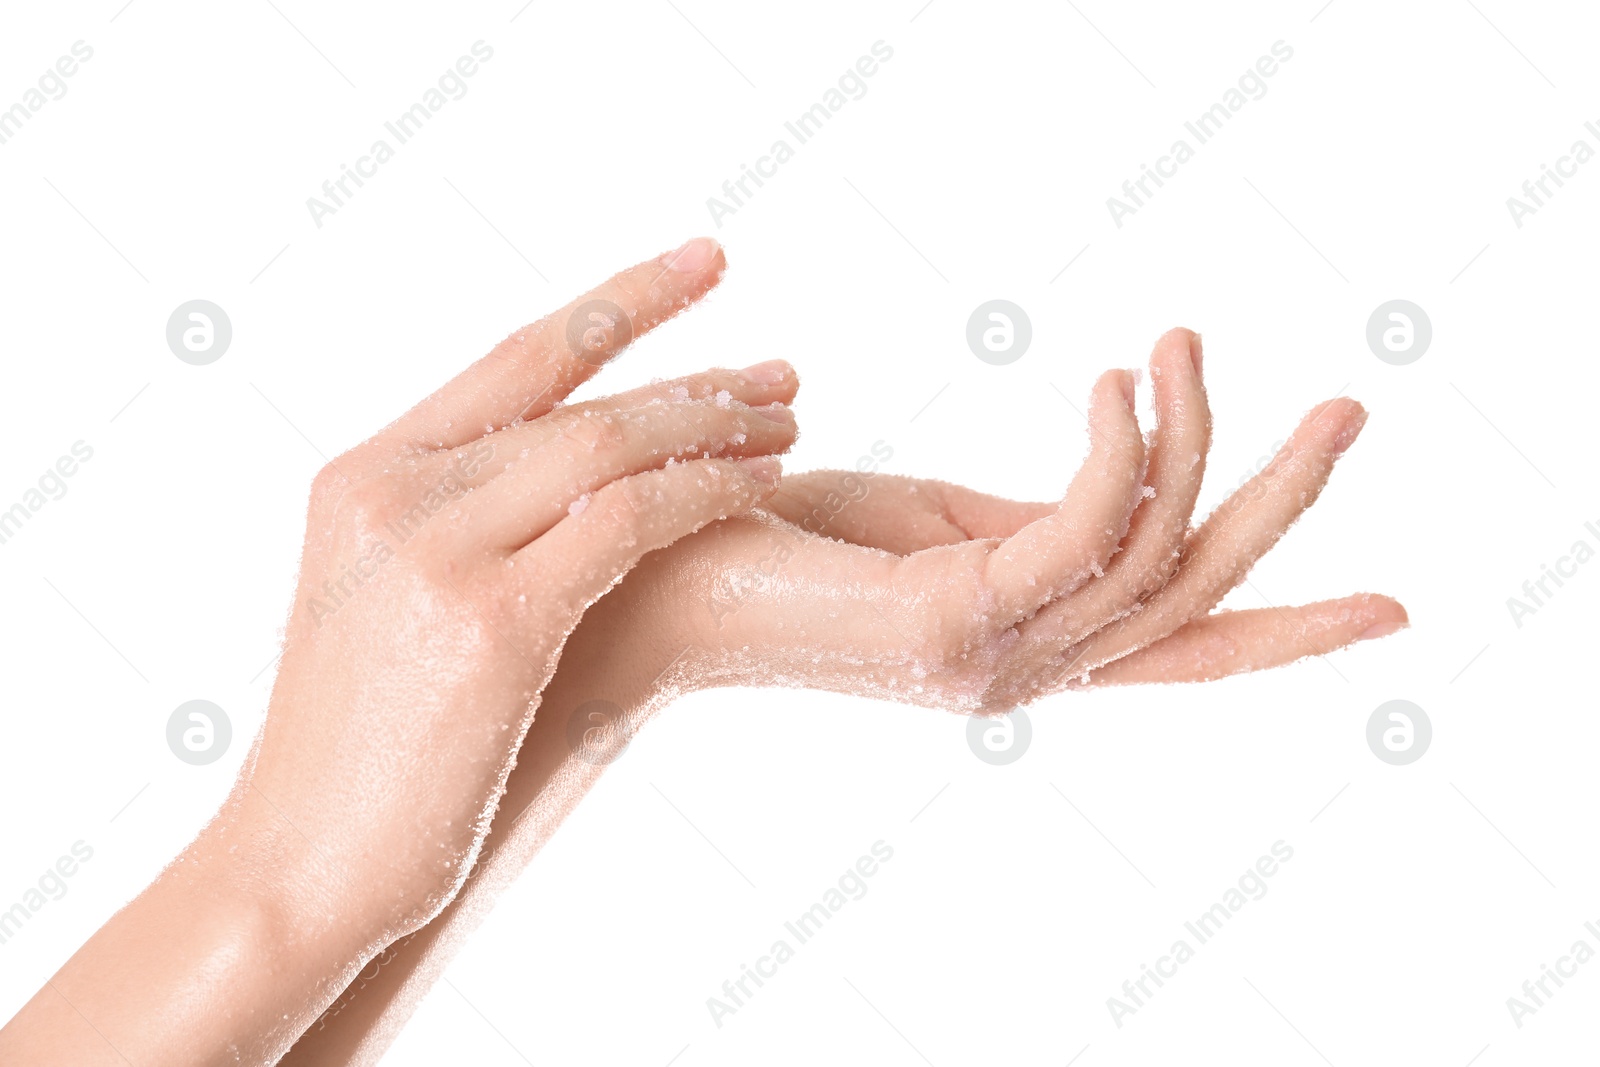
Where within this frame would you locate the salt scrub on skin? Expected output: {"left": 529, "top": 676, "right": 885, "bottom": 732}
{"left": 568, "top": 494, "right": 591, "bottom": 516}
{"left": 270, "top": 331, "right": 1407, "bottom": 1066}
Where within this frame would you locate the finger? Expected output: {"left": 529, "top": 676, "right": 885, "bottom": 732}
{"left": 1008, "top": 328, "right": 1211, "bottom": 653}
{"left": 765, "top": 472, "right": 1054, "bottom": 554}
{"left": 376, "top": 237, "right": 727, "bottom": 452}
{"left": 517, "top": 456, "right": 784, "bottom": 621}
{"left": 458, "top": 398, "right": 797, "bottom": 550}
{"left": 1068, "top": 328, "right": 1210, "bottom": 611}
{"left": 580, "top": 358, "right": 798, "bottom": 415}
{"left": 981, "top": 369, "right": 1146, "bottom": 623}
{"left": 1048, "top": 396, "right": 1370, "bottom": 679}
{"left": 1065, "top": 594, "right": 1407, "bottom": 688}
{"left": 438, "top": 360, "right": 799, "bottom": 491}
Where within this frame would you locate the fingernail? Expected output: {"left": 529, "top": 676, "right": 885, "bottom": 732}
{"left": 1331, "top": 403, "right": 1369, "bottom": 456}
{"left": 1190, "top": 333, "right": 1204, "bottom": 377}
{"left": 659, "top": 236, "right": 720, "bottom": 273}
{"left": 738, "top": 455, "right": 782, "bottom": 487}
{"left": 1117, "top": 370, "right": 1137, "bottom": 412}
{"left": 1358, "top": 620, "right": 1407, "bottom": 641}
{"left": 737, "top": 359, "right": 791, "bottom": 385}
{"left": 752, "top": 402, "right": 794, "bottom": 424}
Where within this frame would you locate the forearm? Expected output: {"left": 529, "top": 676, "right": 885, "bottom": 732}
{"left": 0, "top": 786, "right": 387, "bottom": 1067}
{"left": 277, "top": 578, "right": 686, "bottom": 1066}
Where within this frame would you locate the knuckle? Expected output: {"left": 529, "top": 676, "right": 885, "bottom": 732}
{"left": 554, "top": 409, "right": 625, "bottom": 453}
{"left": 308, "top": 462, "right": 350, "bottom": 508}
{"left": 333, "top": 477, "right": 403, "bottom": 535}
{"left": 589, "top": 480, "right": 647, "bottom": 535}
{"left": 501, "top": 318, "right": 557, "bottom": 366}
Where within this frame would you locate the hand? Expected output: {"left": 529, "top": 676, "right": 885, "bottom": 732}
{"left": 252, "top": 262, "right": 800, "bottom": 924}
{"left": 284, "top": 327, "right": 1406, "bottom": 1065}
{"left": 0, "top": 238, "right": 801, "bottom": 1067}
{"left": 656, "top": 327, "right": 1403, "bottom": 708}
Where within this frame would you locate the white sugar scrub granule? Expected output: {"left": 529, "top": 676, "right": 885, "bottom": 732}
{"left": 1141, "top": 485, "right": 1157, "bottom": 499}
{"left": 730, "top": 432, "right": 747, "bottom": 445}
{"left": 1190, "top": 451, "right": 1201, "bottom": 468}
{"left": 715, "top": 389, "right": 732, "bottom": 409}
{"left": 567, "top": 493, "right": 591, "bottom": 516}
{"left": 671, "top": 385, "right": 690, "bottom": 401}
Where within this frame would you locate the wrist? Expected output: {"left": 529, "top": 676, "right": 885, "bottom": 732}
{"left": 16, "top": 806, "right": 387, "bottom": 1067}
{"left": 191, "top": 785, "right": 405, "bottom": 951}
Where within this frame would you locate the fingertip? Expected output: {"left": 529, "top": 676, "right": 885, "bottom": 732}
{"left": 1148, "top": 328, "right": 1203, "bottom": 391}
{"left": 1330, "top": 400, "right": 1369, "bottom": 456}
{"left": 1095, "top": 368, "right": 1137, "bottom": 414}
{"left": 1297, "top": 397, "right": 1365, "bottom": 454}
{"left": 1355, "top": 594, "right": 1408, "bottom": 640}
{"left": 1154, "top": 326, "right": 1198, "bottom": 364}
{"left": 736, "top": 359, "right": 795, "bottom": 387}
{"left": 751, "top": 401, "right": 795, "bottom": 426}
{"left": 659, "top": 236, "right": 723, "bottom": 274}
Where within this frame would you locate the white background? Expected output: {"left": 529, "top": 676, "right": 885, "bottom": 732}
{"left": 1, "top": 1, "right": 1596, "bottom": 1063}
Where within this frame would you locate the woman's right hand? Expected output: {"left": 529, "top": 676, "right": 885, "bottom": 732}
{"left": 676, "top": 327, "right": 1402, "bottom": 706}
